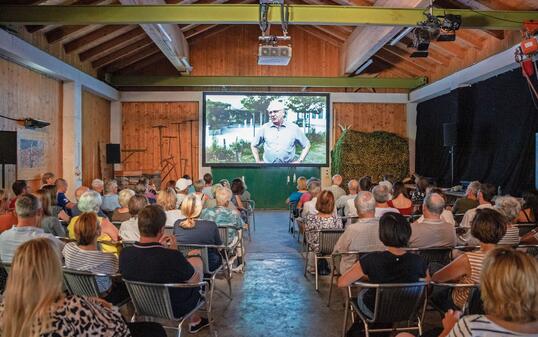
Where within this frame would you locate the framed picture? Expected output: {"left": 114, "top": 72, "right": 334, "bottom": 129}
{"left": 17, "top": 128, "right": 48, "bottom": 180}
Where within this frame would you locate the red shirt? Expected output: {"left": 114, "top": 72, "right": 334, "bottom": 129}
{"left": 7, "top": 197, "right": 17, "bottom": 210}
{"left": 0, "top": 211, "right": 17, "bottom": 233}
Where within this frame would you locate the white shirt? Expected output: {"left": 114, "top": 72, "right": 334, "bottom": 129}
{"left": 119, "top": 217, "right": 140, "bottom": 242}
{"left": 374, "top": 207, "right": 400, "bottom": 218}
{"left": 165, "top": 209, "right": 185, "bottom": 228}
{"left": 460, "top": 203, "right": 494, "bottom": 228}
{"left": 302, "top": 197, "right": 318, "bottom": 217}
{"left": 416, "top": 209, "right": 456, "bottom": 226}
{"left": 345, "top": 198, "right": 358, "bottom": 217}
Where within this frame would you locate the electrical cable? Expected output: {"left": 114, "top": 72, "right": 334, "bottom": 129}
{"left": 259, "top": 3, "right": 269, "bottom": 35}
{"left": 0, "top": 114, "right": 19, "bottom": 122}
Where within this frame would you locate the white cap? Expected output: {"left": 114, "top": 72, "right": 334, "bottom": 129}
{"left": 267, "top": 100, "right": 285, "bottom": 112}
{"left": 176, "top": 178, "right": 192, "bottom": 191}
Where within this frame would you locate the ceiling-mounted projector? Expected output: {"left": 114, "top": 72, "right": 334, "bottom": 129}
{"left": 258, "top": 45, "right": 292, "bottom": 66}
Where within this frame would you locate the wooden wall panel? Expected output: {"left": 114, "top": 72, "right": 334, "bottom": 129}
{"left": 0, "top": 58, "right": 62, "bottom": 193}
{"left": 121, "top": 102, "right": 199, "bottom": 186}
{"left": 332, "top": 103, "right": 407, "bottom": 145}
{"left": 82, "top": 90, "right": 111, "bottom": 186}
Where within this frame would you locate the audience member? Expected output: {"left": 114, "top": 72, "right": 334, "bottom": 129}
{"left": 230, "top": 178, "right": 249, "bottom": 223}
{"left": 335, "top": 179, "right": 358, "bottom": 214}
{"left": 451, "top": 181, "right": 480, "bottom": 215}
{"left": 305, "top": 190, "right": 343, "bottom": 275}
{"left": 459, "top": 183, "right": 496, "bottom": 243}
{"left": 193, "top": 179, "right": 209, "bottom": 203}
{"left": 0, "top": 194, "right": 63, "bottom": 263}
{"left": 436, "top": 248, "right": 538, "bottom": 337}
{"left": 111, "top": 188, "right": 135, "bottom": 222}
{"left": 7, "top": 180, "right": 28, "bottom": 210}
{"left": 412, "top": 176, "right": 430, "bottom": 205}
{"left": 416, "top": 188, "right": 456, "bottom": 225}
{"left": 387, "top": 181, "right": 413, "bottom": 216}
{"left": 219, "top": 178, "right": 231, "bottom": 189}
{"left": 343, "top": 176, "right": 373, "bottom": 217}
{"left": 202, "top": 173, "right": 214, "bottom": 199}
{"left": 166, "top": 179, "right": 177, "bottom": 192}
{"left": 372, "top": 184, "right": 399, "bottom": 218}
{"left": 338, "top": 212, "right": 428, "bottom": 320}
{"left": 55, "top": 178, "right": 75, "bottom": 215}
{"left": 358, "top": 175, "right": 373, "bottom": 192}
{"left": 326, "top": 174, "right": 346, "bottom": 201}
{"left": 157, "top": 188, "right": 184, "bottom": 228}
{"left": 0, "top": 238, "right": 130, "bottom": 337}
{"left": 63, "top": 212, "right": 128, "bottom": 305}
{"left": 287, "top": 176, "right": 308, "bottom": 205}
{"left": 41, "top": 184, "right": 70, "bottom": 222}
{"left": 297, "top": 177, "right": 319, "bottom": 209}
{"left": 120, "top": 204, "right": 209, "bottom": 333}
{"left": 40, "top": 171, "right": 55, "bottom": 187}
{"left": 175, "top": 177, "right": 192, "bottom": 208}
{"left": 119, "top": 194, "right": 148, "bottom": 242}
{"left": 493, "top": 195, "right": 521, "bottom": 246}
{"left": 138, "top": 177, "right": 156, "bottom": 203}
{"left": 71, "top": 185, "right": 106, "bottom": 218}
{"left": 91, "top": 178, "right": 105, "bottom": 194}
{"left": 302, "top": 180, "right": 322, "bottom": 218}
{"left": 101, "top": 180, "right": 120, "bottom": 212}
{"left": 432, "top": 208, "right": 506, "bottom": 311}
{"left": 517, "top": 189, "right": 538, "bottom": 223}
{"left": 409, "top": 193, "right": 456, "bottom": 248}
{"left": 34, "top": 189, "right": 66, "bottom": 237}
{"left": 0, "top": 189, "right": 7, "bottom": 214}
{"left": 174, "top": 195, "right": 223, "bottom": 272}
{"left": 378, "top": 179, "right": 393, "bottom": 200}
{"left": 333, "top": 191, "right": 385, "bottom": 274}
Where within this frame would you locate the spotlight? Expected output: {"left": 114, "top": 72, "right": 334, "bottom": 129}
{"left": 410, "top": 28, "right": 433, "bottom": 58}
{"left": 438, "top": 14, "right": 461, "bottom": 42}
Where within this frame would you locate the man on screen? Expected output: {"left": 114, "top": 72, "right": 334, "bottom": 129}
{"left": 250, "top": 100, "right": 311, "bottom": 164}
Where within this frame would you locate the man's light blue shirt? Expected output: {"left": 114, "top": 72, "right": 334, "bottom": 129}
{"left": 252, "top": 120, "right": 310, "bottom": 163}
{"left": 0, "top": 226, "right": 63, "bottom": 263}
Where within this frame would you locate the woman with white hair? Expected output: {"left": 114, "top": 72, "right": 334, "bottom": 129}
{"left": 101, "top": 180, "right": 120, "bottom": 213}
{"left": 67, "top": 191, "right": 119, "bottom": 254}
{"left": 111, "top": 188, "right": 135, "bottom": 222}
{"left": 174, "top": 194, "right": 222, "bottom": 272}
{"left": 494, "top": 195, "right": 521, "bottom": 246}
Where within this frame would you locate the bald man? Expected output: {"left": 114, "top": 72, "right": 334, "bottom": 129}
{"left": 409, "top": 193, "right": 457, "bottom": 248}
{"left": 335, "top": 179, "right": 358, "bottom": 214}
{"left": 326, "top": 174, "right": 346, "bottom": 201}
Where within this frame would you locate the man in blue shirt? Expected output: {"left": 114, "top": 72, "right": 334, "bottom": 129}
{"left": 251, "top": 100, "right": 311, "bottom": 164}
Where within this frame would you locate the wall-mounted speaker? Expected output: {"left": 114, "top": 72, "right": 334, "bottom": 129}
{"left": 443, "top": 123, "right": 457, "bottom": 147}
{"left": 0, "top": 131, "right": 17, "bottom": 164}
{"left": 106, "top": 143, "right": 121, "bottom": 164}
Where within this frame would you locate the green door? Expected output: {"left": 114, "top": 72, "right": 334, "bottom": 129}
{"left": 212, "top": 167, "right": 320, "bottom": 209}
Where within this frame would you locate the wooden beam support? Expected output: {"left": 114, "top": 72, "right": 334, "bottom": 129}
{"left": 64, "top": 24, "right": 130, "bottom": 53}
{"left": 117, "top": 53, "right": 167, "bottom": 74}
{"left": 92, "top": 36, "right": 153, "bottom": 68}
{"left": 375, "top": 49, "right": 425, "bottom": 75}
{"left": 183, "top": 24, "right": 218, "bottom": 39}
{"left": 78, "top": 26, "right": 144, "bottom": 61}
{"left": 45, "top": 24, "right": 90, "bottom": 43}
{"left": 295, "top": 26, "right": 343, "bottom": 47}
{"left": 109, "top": 75, "right": 428, "bottom": 89}
{"left": 104, "top": 44, "right": 161, "bottom": 72}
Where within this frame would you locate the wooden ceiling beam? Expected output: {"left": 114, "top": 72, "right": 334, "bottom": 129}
{"left": 392, "top": 41, "right": 450, "bottom": 65}
{"left": 188, "top": 25, "right": 233, "bottom": 45}
{"left": 371, "top": 55, "right": 418, "bottom": 77}
{"left": 117, "top": 53, "right": 167, "bottom": 74}
{"left": 78, "top": 26, "right": 144, "bottom": 61}
{"left": 92, "top": 36, "right": 153, "bottom": 68}
{"left": 376, "top": 49, "right": 427, "bottom": 75}
{"left": 45, "top": 24, "right": 90, "bottom": 43}
{"left": 311, "top": 25, "right": 348, "bottom": 42}
{"left": 104, "top": 44, "right": 161, "bottom": 73}
{"left": 64, "top": 24, "right": 130, "bottom": 53}
{"left": 295, "top": 26, "right": 343, "bottom": 48}
{"left": 382, "top": 45, "right": 438, "bottom": 69}
{"left": 184, "top": 24, "right": 218, "bottom": 40}
{"left": 454, "top": 29, "right": 484, "bottom": 49}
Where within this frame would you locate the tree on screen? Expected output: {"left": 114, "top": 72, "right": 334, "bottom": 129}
{"left": 206, "top": 100, "right": 232, "bottom": 131}
{"left": 240, "top": 95, "right": 276, "bottom": 125}
{"left": 286, "top": 96, "right": 325, "bottom": 116}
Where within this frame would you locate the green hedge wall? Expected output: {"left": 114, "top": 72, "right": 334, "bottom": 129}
{"left": 332, "top": 129, "right": 409, "bottom": 183}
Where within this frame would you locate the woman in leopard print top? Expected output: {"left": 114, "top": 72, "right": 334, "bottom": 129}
{"left": 0, "top": 238, "right": 130, "bottom": 337}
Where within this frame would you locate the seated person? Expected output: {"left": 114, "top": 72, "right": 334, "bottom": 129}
{"left": 333, "top": 191, "right": 385, "bottom": 274}
{"left": 297, "top": 177, "right": 319, "bottom": 209}
{"left": 67, "top": 191, "right": 119, "bottom": 254}
{"left": 40, "top": 171, "right": 55, "bottom": 188}
{"left": 175, "top": 178, "right": 192, "bottom": 208}
{"left": 301, "top": 180, "right": 322, "bottom": 218}
{"left": 326, "top": 174, "right": 346, "bottom": 201}
{"left": 101, "top": 180, "right": 121, "bottom": 213}
{"left": 0, "top": 194, "right": 63, "bottom": 263}
{"left": 7, "top": 180, "right": 29, "bottom": 210}
{"left": 157, "top": 188, "right": 184, "bottom": 228}
{"left": 517, "top": 189, "right": 538, "bottom": 223}
{"left": 335, "top": 179, "right": 358, "bottom": 215}
{"left": 0, "top": 238, "right": 130, "bottom": 337}
{"left": 387, "top": 181, "right": 413, "bottom": 216}
{"left": 120, "top": 205, "right": 209, "bottom": 333}
{"left": 34, "top": 188, "right": 66, "bottom": 237}
{"left": 372, "top": 184, "right": 399, "bottom": 218}
{"left": 111, "top": 188, "right": 135, "bottom": 222}
{"left": 119, "top": 194, "right": 148, "bottom": 242}
{"left": 55, "top": 178, "right": 75, "bottom": 216}
{"left": 41, "top": 184, "right": 70, "bottom": 222}
{"left": 200, "top": 186, "right": 244, "bottom": 241}
{"left": 338, "top": 212, "right": 428, "bottom": 318}
{"left": 411, "top": 176, "right": 430, "bottom": 206}
{"left": 305, "top": 190, "right": 343, "bottom": 274}
{"left": 409, "top": 193, "right": 457, "bottom": 248}
{"left": 431, "top": 208, "right": 506, "bottom": 311}
{"left": 416, "top": 188, "right": 456, "bottom": 226}
{"left": 459, "top": 183, "right": 496, "bottom": 230}
{"left": 202, "top": 173, "right": 214, "bottom": 199}
{"left": 63, "top": 212, "right": 128, "bottom": 305}
{"left": 230, "top": 178, "right": 249, "bottom": 224}
{"left": 174, "top": 195, "right": 223, "bottom": 272}
{"left": 193, "top": 179, "right": 209, "bottom": 204}
{"left": 493, "top": 195, "right": 521, "bottom": 246}
{"left": 451, "top": 181, "right": 480, "bottom": 215}
{"left": 91, "top": 179, "right": 105, "bottom": 195}
{"left": 436, "top": 247, "right": 538, "bottom": 337}
{"left": 287, "top": 176, "right": 308, "bottom": 205}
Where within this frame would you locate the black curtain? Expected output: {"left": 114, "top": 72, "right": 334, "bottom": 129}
{"left": 416, "top": 67, "right": 538, "bottom": 195}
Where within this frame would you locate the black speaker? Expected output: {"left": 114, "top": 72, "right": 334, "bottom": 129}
{"left": 106, "top": 144, "right": 121, "bottom": 164}
{"left": 0, "top": 131, "right": 17, "bottom": 164}
{"left": 443, "top": 123, "right": 457, "bottom": 147}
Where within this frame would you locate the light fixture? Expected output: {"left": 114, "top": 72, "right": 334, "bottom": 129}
{"left": 0, "top": 114, "right": 50, "bottom": 129}
{"left": 389, "top": 27, "right": 414, "bottom": 46}
{"left": 353, "top": 59, "right": 373, "bottom": 75}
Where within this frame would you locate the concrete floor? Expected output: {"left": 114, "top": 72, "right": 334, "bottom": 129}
{"left": 180, "top": 210, "right": 441, "bottom": 337}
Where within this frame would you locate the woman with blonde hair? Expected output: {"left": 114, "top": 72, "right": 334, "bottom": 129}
{"left": 157, "top": 188, "right": 184, "bottom": 228}
{"left": 174, "top": 194, "right": 222, "bottom": 271}
{"left": 286, "top": 176, "right": 307, "bottom": 205}
{"left": 34, "top": 189, "right": 66, "bottom": 237}
{"left": 0, "top": 238, "right": 130, "bottom": 337}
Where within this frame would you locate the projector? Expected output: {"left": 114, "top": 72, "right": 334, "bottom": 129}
{"left": 258, "top": 45, "right": 292, "bottom": 66}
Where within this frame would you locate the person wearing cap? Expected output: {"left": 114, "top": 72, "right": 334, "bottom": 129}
{"left": 175, "top": 178, "right": 192, "bottom": 208}
{"left": 250, "top": 100, "right": 311, "bottom": 164}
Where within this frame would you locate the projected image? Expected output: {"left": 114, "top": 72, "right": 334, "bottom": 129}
{"left": 203, "top": 93, "right": 329, "bottom": 166}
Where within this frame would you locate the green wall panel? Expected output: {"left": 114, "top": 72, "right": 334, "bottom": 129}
{"left": 212, "top": 167, "right": 320, "bottom": 209}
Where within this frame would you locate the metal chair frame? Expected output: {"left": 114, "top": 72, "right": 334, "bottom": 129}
{"left": 217, "top": 225, "right": 243, "bottom": 271}
{"left": 429, "top": 282, "right": 482, "bottom": 316}
{"left": 124, "top": 279, "right": 212, "bottom": 337}
{"left": 288, "top": 201, "right": 299, "bottom": 235}
{"left": 342, "top": 281, "right": 427, "bottom": 337}
{"left": 62, "top": 268, "right": 130, "bottom": 307}
{"left": 244, "top": 199, "right": 256, "bottom": 241}
{"left": 303, "top": 228, "right": 345, "bottom": 291}
{"left": 328, "top": 251, "right": 363, "bottom": 307}
{"left": 405, "top": 247, "right": 453, "bottom": 268}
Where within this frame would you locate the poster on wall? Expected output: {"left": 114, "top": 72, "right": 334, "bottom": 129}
{"left": 17, "top": 128, "right": 48, "bottom": 180}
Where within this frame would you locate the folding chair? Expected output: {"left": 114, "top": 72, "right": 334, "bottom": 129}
{"left": 62, "top": 268, "right": 130, "bottom": 307}
{"left": 288, "top": 201, "right": 298, "bottom": 234}
{"left": 429, "top": 282, "right": 483, "bottom": 316}
{"left": 328, "top": 251, "right": 362, "bottom": 307}
{"left": 217, "top": 225, "right": 243, "bottom": 271}
{"left": 244, "top": 199, "right": 256, "bottom": 232}
{"left": 406, "top": 247, "right": 453, "bottom": 272}
{"left": 342, "top": 281, "right": 427, "bottom": 337}
{"left": 304, "top": 228, "right": 344, "bottom": 291}
{"left": 124, "top": 279, "right": 212, "bottom": 337}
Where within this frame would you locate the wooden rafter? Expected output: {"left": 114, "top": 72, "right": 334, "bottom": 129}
{"left": 103, "top": 44, "right": 160, "bottom": 73}
{"left": 117, "top": 53, "right": 167, "bottom": 74}
{"left": 183, "top": 24, "right": 219, "bottom": 40}
{"left": 381, "top": 45, "right": 437, "bottom": 70}
{"left": 188, "top": 24, "right": 233, "bottom": 45}
{"left": 45, "top": 24, "right": 94, "bottom": 43}
{"left": 295, "top": 26, "right": 343, "bottom": 47}
{"left": 92, "top": 36, "right": 153, "bottom": 68}
{"left": 64, "top": 24, "right": 130, "bottom": 53}
{"left": 376, "top": 49, "right": 426, "bottom": 75}
{"left": 78, "top": 26, "right": 144, "bottom": 61}
{"left": 372, "top": 55, "right": 418, "bottom": 77}
{"left": 454, "top": 29, "right": 484, "bottom": 49}
{"left": 392, "top": 40, "right": 450, "bottom": 66}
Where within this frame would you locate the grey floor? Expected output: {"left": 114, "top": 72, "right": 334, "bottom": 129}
{"left": 180, "top": 210, "right": 441, "bottom": 337}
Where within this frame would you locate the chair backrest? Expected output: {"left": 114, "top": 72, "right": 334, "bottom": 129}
{"left": 408, "top": 247, "right": 452, "bottom": 267}
{"left": 124, "top": 279, "right": 176, "bottom": 320}
{"left": 464, "top": 286, "right": 484, "bottom": 316}
{"left": 62, "top": 268, "right": 102, "bottom": 297}
{"left": 318, "top": 229, "right": 345, "bottom": 255}
{"left": 516, "top": 223, "right": 537, "bottom": 236}
{"left": 217, "top": 225, "right": 237, "bottom": 247}
{"left": 372, "top": 283, "right": 427, "bottom": 323}
{"left": 178, "top": 244, "right": 211, "bottom": 274}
